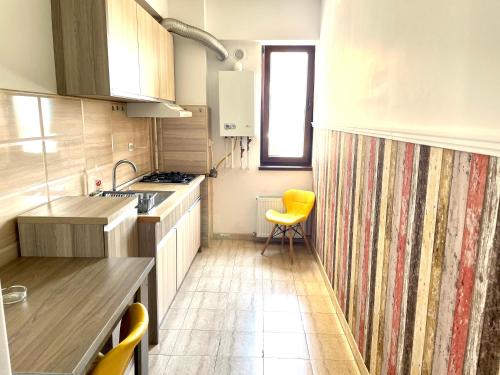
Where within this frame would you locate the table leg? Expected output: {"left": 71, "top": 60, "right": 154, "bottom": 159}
{"left": 134, "top": 281, "right": 149, "bottom": 375}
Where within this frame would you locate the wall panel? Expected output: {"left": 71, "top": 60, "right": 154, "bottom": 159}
{"left": 312, "top": 128, "right": 499, "bottom": 374}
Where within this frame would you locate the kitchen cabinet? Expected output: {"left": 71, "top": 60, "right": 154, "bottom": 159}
{"left": 137, "top": 5, "right": 160, "bottom": 98}
{"left": 51, "top": 0, "right": 175, "bottom": 102}
{"left": 106, "top": 0, "right": 141, "bottom": 96}
{"left": 17, "top": 196, "right": 138, "bottom": 258}
{"left": 156, "top": 227, "right": 177, "bottom": 322}
{"left": 158, "top": 26, "right": 176, "bottom": 101}
{"left": 176, "top": 199, "right": 201, "bottom": 287}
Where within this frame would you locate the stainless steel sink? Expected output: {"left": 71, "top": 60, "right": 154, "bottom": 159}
{"left": 100, "top": 190, "right": 175, "bottom": 213}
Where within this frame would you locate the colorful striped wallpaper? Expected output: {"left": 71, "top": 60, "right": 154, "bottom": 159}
{"left": 312, "top": 128, "right": 499, "bottom": 374}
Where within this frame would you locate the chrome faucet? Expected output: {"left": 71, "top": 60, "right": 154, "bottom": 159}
{"left": 112, "top": 159, "right": 137, "bottom": 191}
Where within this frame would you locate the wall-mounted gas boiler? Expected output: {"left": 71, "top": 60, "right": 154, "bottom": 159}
{"left": 218, "top": 71, "right": 255, "bottom": 136}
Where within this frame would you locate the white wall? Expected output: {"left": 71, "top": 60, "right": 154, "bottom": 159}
{"left": 315, "top": 0, "right": 500, "bottom": 156}
{"left": 206, "top": 0, "right": 321, "bottom": 41}
{"left": 207, "top": 41, "right": 312, "bottom": 235}
{"left": 0, "top": 0, "right": 56, "bottom": 94}
{"left": 144, "top": 0, "right": 168, "bottom": 17}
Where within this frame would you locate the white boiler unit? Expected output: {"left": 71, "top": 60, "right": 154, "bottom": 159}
{"left": 218, "top": 71, "right": 255, "bottom": 136}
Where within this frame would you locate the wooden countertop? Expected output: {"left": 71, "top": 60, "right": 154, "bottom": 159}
{"left": 17, "top": 196, "right": 138, "bottom": 225}
{"left": 0, "top": 257, "right": 154, "bottom": 375}
{"left": 131, "top": 175, "right": 205, "bottom": 223}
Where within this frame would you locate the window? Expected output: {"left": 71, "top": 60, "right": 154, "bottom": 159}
{"left": 260, "top": 45, "right": 315, "bottom": 169}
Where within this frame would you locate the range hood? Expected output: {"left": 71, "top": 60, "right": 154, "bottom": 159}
{"left": 127, "top": 102, "right": 192, "bottom": 118}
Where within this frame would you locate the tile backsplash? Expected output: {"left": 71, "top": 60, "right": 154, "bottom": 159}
{"left": 0, "top": 90, "right": 152, "bottom": 266}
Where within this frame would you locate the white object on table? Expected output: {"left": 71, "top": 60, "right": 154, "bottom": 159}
{"left": 0, "top": 281, "right": 12, "bottom": 375}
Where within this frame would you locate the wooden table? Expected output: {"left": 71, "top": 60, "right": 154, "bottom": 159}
{"left": 0, "top": 257, "right": 154, "bottom": 375}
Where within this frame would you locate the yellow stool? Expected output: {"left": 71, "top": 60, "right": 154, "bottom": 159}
{"left": 90, "top": 303, "right": 149, "bottom": 375}
{"left": 261, "top": 189, "right": 315, "bottom": 263}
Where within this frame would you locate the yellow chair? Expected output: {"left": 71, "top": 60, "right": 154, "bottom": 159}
{"left": 90, "top": 303, "right": 149, "bottom": 375}
{"left": 261, "top": 189, "right": 315, "bottom": 263}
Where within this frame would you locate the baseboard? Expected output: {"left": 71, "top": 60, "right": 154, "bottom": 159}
{"left": 213, "top": 233, "right": 256, "bottom": 241}
{"left": 312, "top": 248, "right": 370, "bottom": 375}
{"left": 212, "top": 233, "right": 311, "bottom": 244}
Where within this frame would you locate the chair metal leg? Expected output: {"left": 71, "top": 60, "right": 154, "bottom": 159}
{"left": 281, "top": 225, "right": 286, "bottom": 250}
{"left": 288, "top": 227, "right": 295, "bottom": 264}
{"left": 298, "top": 223, "right": 312, "bottom": 253}
{"left": 261, "top": 224, "right": 278, "bottom": 255}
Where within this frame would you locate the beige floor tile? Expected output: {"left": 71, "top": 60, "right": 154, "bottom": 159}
{"left": 234, "top": 256, "right": 262, "bottom": 267}
{"left": 218, "top": 331, "right": 264, "bottom": 357}
{"left": 301, "top": 313, "right": 343, "bottom": 334}
{"left": 310, "top": 359, "right": 360, "bottom": 375}
{"left": 230, "top": 278, "right": 263, "bottom": 293}
{"left": 263, "top": 332, "right": 309, "bottom": 359}
{"left": 172, "top": 330, "right": 221, "bottom": 356}
{"left": 170, "top": 291, "right": 195, "bottom": 309}
{"left": 190, "top": 292, "right": 229, "bottom": 310}
{"left": 264, "top": 358, "right": 313, "bottom": 375}
{"left": 263, "top": 294, "right": 299, "bottom": 312}
{"left": 305, "top": 334, "right": 354, "bottom": 360}
{"left": 227, "top": 293, "right": 263, "bottom": 311}
{"left": 148, "top": 354, "right": 170, "bottom": 374}
{"left": 294, "top": 281, "right": 329, "bottom": 296}
{"left": 263, "top": 280, "right": 296, "bottom": 294}
{"left": 182, "top": 309, "right": 225, "bottom": 330}
{"left": 187, "top": 265, "right": 205, "bottom": 278}
{"left": 160, "top": 308, "right": 187, "bottom": 329}
{"left": 263, "top": 311, "right": 304, "bottom": 333}
{"left": 180, "top": 276, "right": 200, "bottom": 292}
{"left": 232, "top": 266, "right": 263, "bottom": 280}
{"left": 196, "top": 277, "right": 232, "bottom": 292}
{"left": 224, "top": 310, "right": 264, "bottom": 332}
{"left": 297, "top": 296, "right": 335, "bottom": 313}
{"left": 149, "top": 329, "right": 179, "bottom": 355}
{"left": 214, "top": 357, "right": 263, "bottom": 375}
{"left": 166, "top": 355, "right": 216, "bottom": 375}
{"left": 263, "top": 268, "right": 294, "bottom": 281}
{"left": 202, "top": 265, "right": 235, "bottom": 278}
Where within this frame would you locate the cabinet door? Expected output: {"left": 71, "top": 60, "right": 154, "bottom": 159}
{"left": 157, "top": 227, "right": 176, "bottom": 322}
{"left": 158, "top": 26, "right": 175, "bottom": 101}
{"left": 190, "top": 199, "right": 201, "bottom": 260}
{"left": 176, "top": 211, "right": 190, "bottom": 288}
{"left": 106, "top": 0, "right": 141, "bottom": 96}
{"left": 137, "top": 5, "right": 160, "bottom": 98}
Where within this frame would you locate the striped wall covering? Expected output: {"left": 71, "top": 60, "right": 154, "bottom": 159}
{"left": 312, "top": 128, "right": 500, "bottom": 375}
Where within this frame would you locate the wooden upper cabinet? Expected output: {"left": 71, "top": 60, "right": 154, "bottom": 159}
{"left": 106, "top": 0, "right": 140, "bottom": 97}
{"left": 137, "top": 5, "right": 160, "bottom": 99}
{"left": 51, "top": 0, "right": 175, "bottom": 102}
{"left": 158, "top": 26, "right": 176, "bottom": 101}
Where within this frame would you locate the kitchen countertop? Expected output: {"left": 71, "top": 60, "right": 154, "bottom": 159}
{"left": 130, "top": 175, "right": 205, "bottom": 223}
{"left": 17, "top": 196, "right": 138, "bottom": 225}
{"left": 1, "top": 257, "right": 153, "bottom": 375}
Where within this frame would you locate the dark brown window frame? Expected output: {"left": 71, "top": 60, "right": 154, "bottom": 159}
{"left": 260, "top": 45, "right": 315, "bottom": 169}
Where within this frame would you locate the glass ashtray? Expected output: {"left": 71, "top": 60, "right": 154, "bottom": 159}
{"left": 2, "top": 285, "right": 27, "bottom": 305}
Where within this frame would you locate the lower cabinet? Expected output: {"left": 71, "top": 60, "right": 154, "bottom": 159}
{"left": 176, "top": 198, "right": 201, "bottom": 288}
{"left": 149, "top": 197, "right": 201, "bottom": 339}
{"left": 156, "top": 227, "right": 177, "bottom": 321}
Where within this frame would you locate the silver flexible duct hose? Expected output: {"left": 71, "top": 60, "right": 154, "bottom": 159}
{"left": 161, "top": 18, "right": 229, "bottom": 61}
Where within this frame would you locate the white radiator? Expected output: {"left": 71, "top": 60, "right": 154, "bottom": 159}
{"left": 255, "top": 196, "right": 312, "bottom": 238}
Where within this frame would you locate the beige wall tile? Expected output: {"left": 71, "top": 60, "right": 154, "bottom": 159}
{"left": 40, "top": 97, "right": 83, "bottom": 137}
{"left": 44, "top": 136, "right": 85, "bottom": 181}
{"left": 0, "top": 141, "right": 46, "bottom": 195}
{"left": 0, "top": 93, "right": 41, "bottom": 141}
{"left": 47, "top": 174, "right": 85, "bottom": 199}
{"left": 0, "top": 186, "right": 48, "bottom": 249}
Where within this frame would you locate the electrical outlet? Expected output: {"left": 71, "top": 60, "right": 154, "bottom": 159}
{"left": 128, "top": 143, "right": 134, "bottom": 151}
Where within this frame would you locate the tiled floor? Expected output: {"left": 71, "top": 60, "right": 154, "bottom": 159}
{"left": 148, "top": 239, "right": 360, "bottom": 375}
